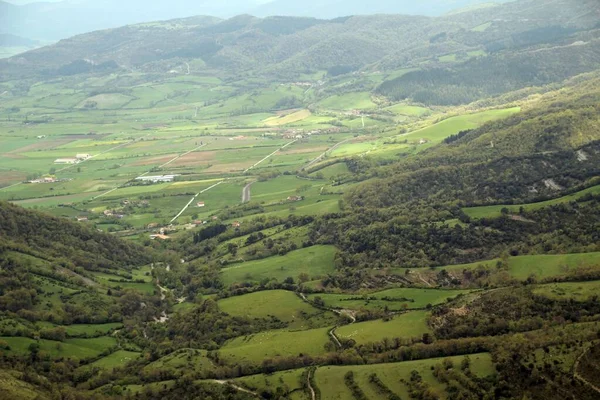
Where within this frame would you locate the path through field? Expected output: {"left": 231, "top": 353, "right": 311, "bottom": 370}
{"left": 303, "top": 138, "right": 352, "bottom": 170}
{"left": 212, "top": 380, "right": 259, "bottom": 397}
{"left": 307, "top": 368, "right": 317, "bottom": 400}
{"left": 243, "top": 139, "right": 297, "bottom": 173}
{"left": 91, "top": 143, "right": 207, "bottom": 200}
{"left": 170, "top": 180, "right": 224, "bottom": 223}
{"left": 242, "top": 181, "right": 255, "bottom": 203}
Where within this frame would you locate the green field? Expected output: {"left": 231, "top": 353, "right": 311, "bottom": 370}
{"left": 336, "top": 311, "right": 431, "bottom": 344}
{"left": 533, "top": 281, "right": 600, "bottom": 301}
{"left": 143, "top": 349, "right": 214, "bottom": 375}
{"left": 308, "top": 288, "right": 471, "bottom": 312}
{"left": 220, "top": 327, "right": 331, "bottom": 364}
{"left": 315, "top": 353, "right": 494, "bottom": 400}
{"left": 400, "top": 107, "right": 521, "bottom": 145}
{"left": 437, "top": 252, "right": 600, "bottom": 280}
{"left": 217, "top": 290, "right": 338, "bottom": 329}
{"left": 317, "top": 92, "right": 377, "bottom": 110}
{"left": 385, "top": 104, "right": 430, "bottom": 117}
{"left": 0, "top": 336, "right": 117, "bottom": 360}
{"left": 87, "top": 350, "right": 141, "bottom": 370}
{"left": 232, "top": 369, "right": 306, "bottom": 397}
{"left": 463, "top": 185, "right": 600, "bottom": 219}
{"left": 220, "top": 245, "right": 337, "bottom": 286}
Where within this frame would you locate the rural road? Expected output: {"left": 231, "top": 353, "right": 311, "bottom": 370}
{"left": 243, "top": 139, "right": 298, "bottom": 173}
{"left": 212, "top": 380, "right": 259, "bottom": 397}
{"left": 92, "top": 142, "right": 207, "bottom": 201}
{"left": 303, "top": 138, "right": 352, "bottom": 170}
{"left": 307, "top": 368, "right": 317, "bottom": 400}
{"left": 170, "top": 180, "right": 224, "bottom": 224}
{"left": 242, "top": 181, "right": 255, "bottom": 203}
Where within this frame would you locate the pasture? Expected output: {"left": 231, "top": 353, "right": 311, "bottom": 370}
{"left": 463, "top": 185, "right": 600, "bottom": 219}
{"left": 432, "top": 252, "right": 600, "bottom": 280}
{"left": 533, "top": 281, "right": 600, "bottom": 301}
{"left": 220, "top": 327, "right": 331, "bottom": 364}
{"left": 315, "top": 353, "right": 494, "bottom": 400}
{"left": 220, "top": 245, "right": 337, "bottom": 286}
{"left": 308, "top": 288, "right": 471, "bottom": 312}
{"left": 0, "top": 336, "right": 117, "bottom": 360}
{"left": 399, "top": 107, "right": 521, "bottom": 145}
{"left": 217, "top": 290, "right": 338, "bottom": 329}
{"left": 335, "top": 311, "right": 431, "bottom": 344}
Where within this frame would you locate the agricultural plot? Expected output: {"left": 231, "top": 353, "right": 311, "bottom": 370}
{"left": 463, "top": 185, "right": 600, "bottom": 219}
{"left": 217, "top": 290, "right": 338, "bottom": 330}
{"left": 232, "top": 369, "right": 307, "bottom": 398}
{"left": 430, "top": 252, "right": 600, "bottom": 281}
{"left": 0, "top": 336, "right": 117, "bottom": 360}
{"left": 143, "top": 349, "right": 214, "bottom": 375}
{"left": 335, "top": 311, "right": 431, "bottom": 345}
{"left": 35, "top": 322, "right": 123, "bottom": 337}
{"left": 385, "top": 104, "right": 430, "bottom": 117}
{"left": 533, "top": 281, "right": 600, "bottom": 302}
{"left": 317, "top": 92, "right": 377, "bottom": 110}
{"left": 220, "top": 245, "right": 337, "bottom": 286}
{"left": 308, "top": 288, "right": 471, "bottom": 312}
{"left": 219, "top": 327, "right": 331, "bottom": 364}
{"left": 399, "top": 107, "right": 521, "bottom": 145}
{"left": 315, "top": 353, "right": 494, "bottom": 400}
{"left": 87, "top": 350, "right": 141, "bottom": 371}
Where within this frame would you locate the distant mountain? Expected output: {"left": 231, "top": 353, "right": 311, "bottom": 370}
{"left": 2, "top": 0, "right": 598, "bottom": 85}
{"left": 251, "top": 0, "right": 511, "bottom": 18}
{"left": 0, "top": 33, "right": 38, "bottom": 47}
{"left": 1, "top": 0, "right": 513, "bottom": 41}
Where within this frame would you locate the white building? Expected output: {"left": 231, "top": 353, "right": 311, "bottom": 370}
{"left": 136, "top": 175, "right": 179, "bottom": 183}
{"left": 54, "top": 158, "right": 78, "bottom": 164}
{"left": 76, "top": 154, "right": 91, "bottom": 160}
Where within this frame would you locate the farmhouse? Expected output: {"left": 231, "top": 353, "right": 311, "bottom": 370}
{"left": 150, "top": 234, "right": 170, "bottom": 240}
{"left": 197, "top": 201, "right": 205, "bottom": 207}
{"left": 147, "top": 223, "right": 159, "bottom": 229}
{"left": 136, "top": 175, "right": 179, "bottom": 183}
{"left": 287, "top": 196, "right": 304, "bottom": 202}
{"left": 76, "top": 154, "right": 91, "bottom": 160}
{"left": 54, "top": 158, "right": 78, "bottom": 164}
{"left": 76, "top": 216, "right": 88, "bottom": 222}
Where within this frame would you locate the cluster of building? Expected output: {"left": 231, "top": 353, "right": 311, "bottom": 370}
{"left": 27, "top": 177, "right": 71, "bottom": 184}
{"left": 54, "top": 154, "right": 91, "bottom": 164}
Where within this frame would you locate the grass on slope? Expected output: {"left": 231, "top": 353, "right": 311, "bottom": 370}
{"left": 400, "top": 107, "right": 521, "bottom": 145}
{"left": 463, "top": 185, "right": 600, "bottom": 219}
{"left": 220, "top": 327, "right": 331, "bottom": 364}
{"left": 221, "top": 245, "right": 336, "bottom": 286}
{"left": 308, "top": 288, "right": 471, "bottom": 312}
{"left": 437, "top": 252, "right": 600, "bottom": 280}
{"left": 533, "top": 280, "right": 600, "bottom": 302}
{"left": 218, "top": 290, "right": 338, "bottom": 330}
{"left": 335, "top": 311, "right": 431, "bottom": 345}
{"left": 315, "top": 353, "right": 494, "bottom": 400}
{"left": 87, "top": 350, "right": 141, "bottom": 370}
{"left": 143, "top": 349, "right": 214, "bottom": 375}
{"left": 0, "top": 370, "right": 49, "bottom": 400}
{"left": 317, "top": 92, "right": 376, "bottom": 110}
{"left": 232, "top": 369, "right": 306, "bottom": 396}
{"left": 0, "top": 336, "right": 117, "bottom": 360}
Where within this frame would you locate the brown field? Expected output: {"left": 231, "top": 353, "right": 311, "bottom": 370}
{"left": 170, "top": 151, "right": 216, "bottom": 167}
{"left": 205, "top": 161, "right": 254, "bottom": 173}
{"left": 0, "top": 171, "right": 26, "bottom": 184}
{"left": 282, "top": 145, "right": 329, "bottom": 155}
{"left": 8, "top": 139, "right": 75, "bottom": 153}
{"left": 131, "top": 154, "right": 179, "bottom": 167}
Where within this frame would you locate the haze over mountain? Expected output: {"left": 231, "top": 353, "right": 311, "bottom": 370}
{"left": 1, "top": 0, "right": 511, "bottom": 41}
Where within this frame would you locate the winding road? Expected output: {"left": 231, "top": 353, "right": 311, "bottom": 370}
{"left": 303, "top": 138, "right": 352, "bottom": 170}
{"left": 242, "top": 181, "right": 255, "bottom": 203}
